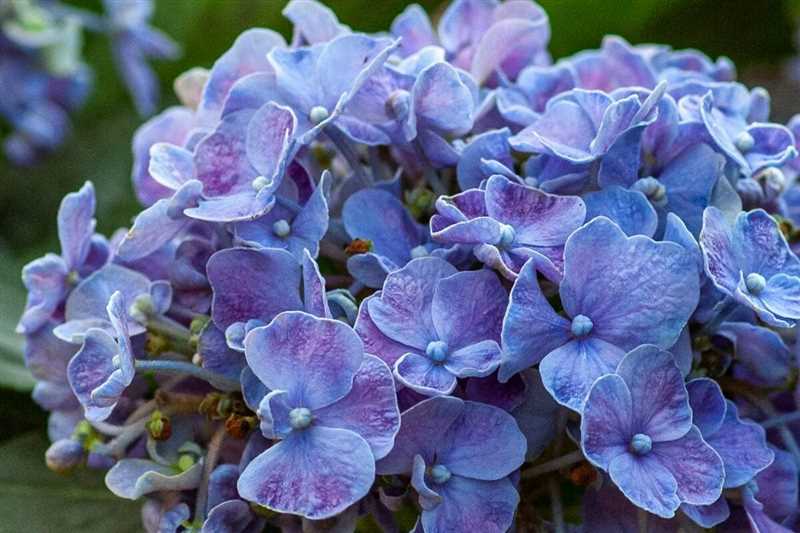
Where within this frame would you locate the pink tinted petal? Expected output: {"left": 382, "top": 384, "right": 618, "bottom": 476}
{"left": 413, "top": 62, "right": 473, "bottom": 134}
{"left": 471, "top": 10, "right": 549, "bottom": 84}
{"left": 283, "top": 0, "right": 347, "bottom": 45}
{"left": 368, "top": 257, "right": 457, "bottom": 350}
{"left": 699, "top": 206, "right": 740, "bottom": 294}
{"left": 245, "top": 102, "right": 297, "bottom": 181}
{"left": 314, "top": 355, "right": 400, "bottom": 460}
{"left": 617, "top": 345, "right": 692, "bottom": 442}
{"left": 609, "top": 452, "right": 680, "bottom": 519}
{"left": 581, "top": 374, "right": 633, "bottom": 469}
{"left": 244, "top": 312, "right": 363, "bottom": 409}
{"left": 236, "top": 426, "right": 374, "bottom": 519}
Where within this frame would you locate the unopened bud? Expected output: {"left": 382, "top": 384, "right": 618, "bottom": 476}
{"left": 46, "top": 439, "right": 84, "bottom": 473}
{"left": 147, "top": 410, "right": 173, "bottom": 441}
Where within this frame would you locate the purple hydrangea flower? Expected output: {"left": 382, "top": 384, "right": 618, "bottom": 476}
{"left": 18, "top": 182, "right": 109, "bottom": 335}
{"left": 355, "top": 257, "right": 507, "bottom": 395}
{"left": 431, "top": 175, "right": 586, "bottom": 282}
{"left": 238, "top": 311, "right": 400, "bottom": 518}
{"left": 500, "top": 217, "right": 698, "bottom": 410}
{"left": 376, "top": 396, "right": 526, "bottom": 533}
{"left": 700, "top": 206, "right": 800, "bottom": 327}
{"left": 581, "top": 345, "right": 724, "bottom": 518}
{"left": 67, "top": 291, "right": 135, "bottom": 422}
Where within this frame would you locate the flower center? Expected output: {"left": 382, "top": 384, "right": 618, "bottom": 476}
{"left": 498, "top": 224, "right": 516, "bottom": 249}
{"left": 629, "top": 433, "right": 653, "bottom": 455}
{"left": 632, "top": 177, "right": 667, "bottom": 207}
{"left": 272, "top": 219, "right": 291, "bottom": 238}
{"left": 570, "top": 314, "right": 593, "bottom": 338}
{"left": 289, "top": 407, "right": 313, "bottom": 430}
{"left": 745, "top": 272, "right": 766, "bottom": 294}
{"left": 734, "top": 131, "right": 755, "bottom": 153}
{"left": 426, "top": 341, "right": 449, "bottom": 364}
{"left": 387, "top": 90, "right": 411, "bottom": 120}
{"left": 429, "top": 464, "right": 451, "bottom": 484}
{"left": 309, "top": 105, "right": 330, "bottom": 125}
{"left": 410, "top": 245, "right": 429, "bottom": 259}
{"left": 251, "top": 176, "right": 272, "bottom": 192}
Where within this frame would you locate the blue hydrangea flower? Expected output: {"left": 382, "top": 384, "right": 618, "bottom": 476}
{"left": 18, "top": 182, "right": 109, "bottom": 335}
{"left": 431, "top": 175, "right": 586, "bottom": 282}
{"left": 376, "top": 396, "right": 526, "bottom": 533}
{"left": 238, "top": 311, "right": 400, "bottom": 519}
{"left": 234, "top": 172, "right": 329, "bottom": 261}
{"left": 679, "top": 378, "right": 773, "bottom": 528}
{"left": 103, "top": 0, "right": 180, "bottom": 116}
{"left": 700, "top": 206, "right": 800, "bottom": 327}
{"left": 355, "top": 257, "right": 507, "bottom": 395}
{"left": 500, "top": 217, "right": 698, "bottom": 410}
{"left": 67, "top": 292, "right": 135, "bottom": 422}
{"left": 581, "top": 345, "right": 724, "bottom": 518}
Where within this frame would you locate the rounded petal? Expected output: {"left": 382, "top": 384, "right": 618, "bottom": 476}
{"left": 609, "top": 452, "right": 680, "bottom": 519}
{"left": 314, "top": 355, "right": 400, "bottom": 460}
{"left": 106, "top": 459, "right": 203, "bottom": 500}
{"left": 237, "top": 426, "right": 375, "bottom": 519}
{"left": 421, "top": 476, "right": 519, "bottom": 533}
{"left": 244, "top": 311, "right": 363, "bottom": 409}
{"left": 651, "top": 426, "right": 724, "bottom": 506}
{"left": 581, "top": 374, "right": 633, "bottom": 469}
{"left": 395, "top": 352, "right": 458, "bottom": 396}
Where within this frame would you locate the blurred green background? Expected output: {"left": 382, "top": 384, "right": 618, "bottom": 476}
{"left": 0, "top": 0, "right": 799, "bottom": 530}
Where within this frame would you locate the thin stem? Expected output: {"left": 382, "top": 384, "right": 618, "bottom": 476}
{"left": 752, "top": 396, "right": 800, "bottom": 467}
{"left": 124, "top": 399, "right": 157, "bottom": 424}
{"left": 146, "top": 437, "right": 172, "bottom": 466}
{"left": 135, "top": 360, "right": 240, "bottom": 392}
{"left": 148, "top": 314, "right": 192, "bottom": 343}
{"left": 761, "top": 411, "right": 800, "bottom": 429}
{"left": 700, "top": 296, "right": 737, "bottom": 336}
{"left": 90, "top": 420, "right": 127, "bottom": 436}
{"left": 325, "top": 126, "right": 372, "bottom": 187}
{"left": 548, "top": 477, "right": 565, "bottom": 533}
{"left": 637, "top": 507, "right": 649, "bottom": 533}
{"left": 194, "top": 425, "right": 227, "bottom": 524}
{"left": 521, "top": 450, "right": 585, "bottom": 479}
{"left": 96, "top": 417, "right": 150, "bottom": 457}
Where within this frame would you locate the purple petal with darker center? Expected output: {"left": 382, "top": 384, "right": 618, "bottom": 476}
{"left": 431, "top": 269, "right": 505, "bottom": 348}
{"left": 394, "top": 352, "right": 458, "bottom": 396}
{"left": 314, "top": 354, "right": 400, "bottom": 460}
{"left": 244, "top": 311, "right": 363, "bottom": 409}
{"left": 581, "top": 374, "right": 633, "bottom": 469}
{"left": 651, "top": 426, "right": 724, "bottom": 506}
{"left": 208, "top": 248, "right": 302, "bottom": 330}
{"left": 609, "top": 452, "right": 680, "bottom": 518}
{"left": 686, "top": 378, "right": 726, "bottom": 436}
{"left": 236, "top": 426, "right": 375, "bottom": 519}
{"left": 584, "top": 186, "right": 657, "bottom": 237}
{"left": 421, "top": 476, "right": 519, "bottom": 533}
{"left": 354, "top": 294, "right": 411, "bottom": 367}
{"left": 58, "top": 181, "right": 96, "bottom": 271}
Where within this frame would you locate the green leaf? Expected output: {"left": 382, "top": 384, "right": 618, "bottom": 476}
{"left": 0, "top": 433, "right": 143, "bottom": 533}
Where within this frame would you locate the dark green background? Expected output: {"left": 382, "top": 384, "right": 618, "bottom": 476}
{"left": 0, "top": 1, "right": 798, "bottom": 530}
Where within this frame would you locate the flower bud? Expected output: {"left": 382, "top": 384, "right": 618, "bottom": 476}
{"left": 45, "top": 439, "right": 84, "bottom": 473}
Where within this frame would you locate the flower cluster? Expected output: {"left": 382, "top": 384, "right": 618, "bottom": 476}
{"left": 0, "top": 0, "right": 177, "bottom": 164}
{"left": 19, "top": 0, "right": 800, "bottom": 531}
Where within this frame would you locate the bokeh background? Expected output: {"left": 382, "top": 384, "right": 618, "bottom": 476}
{"left": 0, "top": 0, "right": 799, "bottom": 530}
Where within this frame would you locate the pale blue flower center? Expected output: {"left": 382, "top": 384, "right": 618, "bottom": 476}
{"left": 734, "top": 131, "right": 755, "bottom": 152}
{"left": 632, "top": 177, "right": 667, "bottom": 206}
{"left": 289, "top": 407, "right": 313, "bottom": 430}
{"left": 630, "top": 433, "right": 652, "bottom": 455}
{"left": 272, "top": 219, "right": 291, "bottom": 238}
{"left": 251, "top": 176, "right": 272, "bottom": 191}
{"left": 429, "top": 464, "right": 451, "bottom": 484}
{"left": 410, "top": 245, "right": 429, "bottom": 258}
{"left": 498, "top": 224, "right": 516, "bottom": 249}
{"left": 745, "top": 272, "right": 766, "bottom": 294}
{"left": 387, "top": 90, "right": 411, "bottom": 119}
{"left": 571, "top": 314, "right": 593, "bottom": 337}
{"left": 309, "top": 105, "right": 330, "bottom": 125}
{"left": 426, "top": 340, "right": 449, "bottom": 363}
